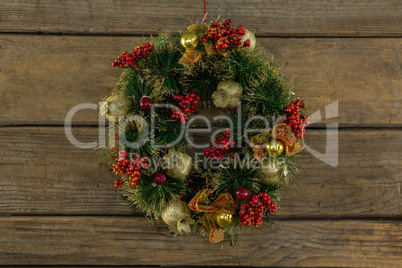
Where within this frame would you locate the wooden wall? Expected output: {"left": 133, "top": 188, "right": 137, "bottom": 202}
{"left": 0, "top": 1, "right": 401, "bottom": 267}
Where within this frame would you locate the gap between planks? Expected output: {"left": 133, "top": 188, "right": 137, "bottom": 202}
{"left": 2, "top": 32, "right": 402, "bottom": 38}
{"left": 2, "top": 0, "right": 402, "bottom": 37}
{"left": 0, "top": 214, "right": 401, "bottom": 221}
{"left": 1, "top": 36, "right": 401, "bottom": 126}
{"left": 1, "top": 124, "right": 402, "bottom": 130}
{"left": 0, "top": 127, "right": 400, "bottom": 217}
{"left": 0, "top": 216, "right": 400, "bottom": 266}
{"left": 0, "top": 35, "right": 402, "bottom": 125}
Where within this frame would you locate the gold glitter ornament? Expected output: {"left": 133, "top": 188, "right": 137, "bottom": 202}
{"left": 239, "top": 29, "right": 256, "bottom": 50}
{"left": 212, "top": 81, "right": 243, "bottom": 109}
{"left": 266, "top": 139, "right": 284, "bottom": 157}
{"left": 258, "top": 160, "right": 281, "bottom": 184}
{"left": 180, "top": 32, "right": 199, "bottom": 50}
{"left": 163, "top": 150, "right": 193, "bottom": 180}
{"left": 215, "top": 211, "right": 233, "bottom": 227}
{"left": 99, "top": 95, "right": 132, "bottom": 122}
{"left": 161, "top": 200, "right": 195, "bottom": 234}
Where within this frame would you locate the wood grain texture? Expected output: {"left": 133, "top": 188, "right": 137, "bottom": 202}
{"left": 0, "top": 127, "right": 400, "bottom": 217}
{"left": 0, "top": 216, "right": 400, "bottom": 266}
{"left": 1, "top": 0, "right": 401, "bottom": 36}
{"left": 0, "top": 35, "right": 401, "bottom": 126}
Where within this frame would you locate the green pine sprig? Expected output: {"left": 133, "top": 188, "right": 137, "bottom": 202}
{"left": 124, "top": 171, "right": 185, "bottom": 216}
{"left": 211, "top": 162, "right": 259, "bottom": 197}
{"left": 144, "top": 32, "right": 185, "bottom": 95}
{"left": 243, "top": 62, "right": 294, "bottom": 118}
{"left": 224, "top": 47, "right": 268, "bottom": 89}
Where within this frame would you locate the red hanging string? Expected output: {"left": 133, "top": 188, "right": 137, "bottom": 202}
{"left": 203, "top": 0, "right": 207, "bottom": 23}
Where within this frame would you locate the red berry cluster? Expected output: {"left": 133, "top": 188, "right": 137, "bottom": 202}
{"left": 118, "top": 150, "right": 149, "bottom": 168}
{"left": 203, "top": 129, "right": 236, "bottom": 160}
{"left": 108, "top": 134, "right": 121, "bottom": 163}
{"left": 171, "top": 93, "right": 200, "bottom": 124}
{"left": 239, "top": 193, "right": 277, "bottom": 227}
{"left": 202, "top": 19, "right": 250, "bottom": 52}
{"left": 243, "top": 39, "right": 251, "bottom": 47}
{"left": 236, "top": 24, "right": 246, "bottom": 35}
{"left": 113, "top": 159, "right": 141, "bottom": 187}
{"left": 285, "top": 99, "right": 309, "bottom": 139}
{"left": 118, "top": 150, "right": 128, "bottom": 160}
{"left": 114, "top": 180, "right": 123, "bottom": 188}
{"left": 109, "top": 147, "right": 119, "bottom": 162}
{"left": 112, "top": 43, "right": 154, "bottom": 70}
{"left": 112, "top": 150, "right": 149, "bottom": 187}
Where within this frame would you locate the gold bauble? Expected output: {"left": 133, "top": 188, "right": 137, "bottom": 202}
{"left": 266, "top": 140, "right": 284, "bottom": 157}
{"left": 215, "top": 212, "right": 233, "bottom": 227}
{"left": 212, "top": 80, "right": 243, "bottom": 109}
{"left": 99, "top": 95, "right": 132, "bottom": 122}
{"left": 180, "top": 32, "right": 199, "bottom": 50}
{"left": 161, "top": 200, "right": 195, "bottom": 234}
{"left": 163, "top": 150, "right": 193, "bottom": 180}
{"left": 258, "top": 161, "right": 281, "bottom": 184}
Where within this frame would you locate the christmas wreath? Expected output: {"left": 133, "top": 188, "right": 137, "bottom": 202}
{"left": 100, "top": 19, "right": 309, "bottom": 244}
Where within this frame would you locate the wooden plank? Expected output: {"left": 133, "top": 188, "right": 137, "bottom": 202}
{"left": 1, "top": 0, "right": 402, "bottom": 36}
{"left": 0, "top": 216, "right": 400, "bottom": 266}
{"left": 0, "top": 35, "right": 401, "bottom": 126}
{"left": 0, "top": 127, "right": 400, "bottom": 217}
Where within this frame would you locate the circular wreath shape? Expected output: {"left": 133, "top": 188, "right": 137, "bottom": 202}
{"left": 100, "top": 19, "right": 309, "bottom": 244}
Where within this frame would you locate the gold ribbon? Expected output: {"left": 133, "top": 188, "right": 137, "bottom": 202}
{"left": 272, "top": 123, "right": 304, "bottom": 156}
{"left": 250, "top": 130, "right": 270, "bottom": 161}
{"left": 251, "top": 123, "right": 304, "bottom": 160}
{"left": 187, "top": 24, "right": 206, "bottom": 34}
{"left": 178, "top": 24, "right": 206, "bottom": 69}
{"left": 178, "top": 50, "right": 204, "bottom": 67}
{"left": 188, "top": 189, "right": 237, "bottom": 243}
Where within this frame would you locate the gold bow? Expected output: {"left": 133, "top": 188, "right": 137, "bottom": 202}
{"left": 178, "top": 50, "right": 204, "bottom": 67}
{"left": 188, "top": 189, "right": 237, "bottom": 243}
{"left": 272, "top": 123, "right": 304, "bottom": 156}
{"left": 251, "top": 123, "right": 304, "bottom": 160}
{"left": 178, "top": 24, "right": 206, "bottom": 68}
{"left": 187, "top": 24, "right": 206, "bottom": 35}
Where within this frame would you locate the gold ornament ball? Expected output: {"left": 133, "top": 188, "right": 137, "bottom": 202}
{"left": 212, "top": 80, "right": 243, "bottom": 109}
{"left": 258, "top": 160, "right": 281, "bottom": 185}
{"left": 99, "top": 95, "right": 132, "bottom": 122}
{"left": 180, "top": 32, "right": 199, "bottom": 50}
{"left": 266, "top": 140, "right": 284, "bottom": 157}
{"left": 215, "top": 212, "right": 233, "bottom": 227}
{"left": 161, "top": 200, "right": 194, "bottom": 233}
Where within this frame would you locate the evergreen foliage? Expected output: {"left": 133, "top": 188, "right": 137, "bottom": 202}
{"left": 101, "top": 21, "right": 308, "bottom": 243}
